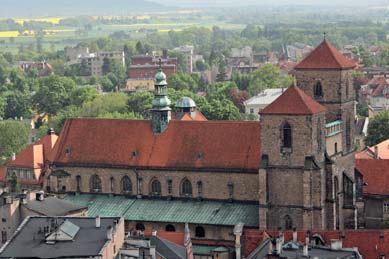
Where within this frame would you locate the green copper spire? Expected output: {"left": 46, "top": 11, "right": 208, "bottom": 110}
{"left": 151, "top": 60, "right": 171, "bottom": 134}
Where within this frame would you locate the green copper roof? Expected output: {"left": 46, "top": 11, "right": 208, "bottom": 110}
{"left": 176, "top": 97, "right": 196, "bottom": 108}
{"left": 64, "top": 194, "right": 259, "bottom": 227}
{"left": 155, "top": 70, "right": 167, "bottom": 86}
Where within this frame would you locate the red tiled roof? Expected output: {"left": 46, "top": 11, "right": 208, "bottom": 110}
{"left": 144, "top": 230, "right": 185, "bottom": 246}
{"left": 243, "top": 229, "right": 389, "bottom": 259}
{"left": 370, "top": 78, "right": 389, "bottom": 97}
{"left": 171, "top": 112, "right": 208, "bottom": 121}
{"left": 355, "top": 139, "right": 389, "bottom": 160}
{"left": 0, "top": 166, "right": 6, "bottom": 182}
{"left": 51, "top": 118, "right": 261, "bottom": 172}
{"left": 294, "top": 40, "right": 356, "bottom": 70}
{"left": 260, "top": 85, "right": 326, "bottom": 115}
{"left": 356, "top": 159, "right": 389, "bottom": 196}
{"left": 8, "top": 144, "right": 43, "bottom": 169}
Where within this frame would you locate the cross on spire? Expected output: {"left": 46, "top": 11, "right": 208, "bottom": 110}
{"left": 158, "top": 58, "right": 162, "bottom": 71}
{"left": 323, "top": 32, "right": 327, "bottom": 40}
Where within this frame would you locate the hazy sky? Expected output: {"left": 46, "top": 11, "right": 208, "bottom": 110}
{"left": 153, "top": 0, "right": 389, "bottom": 7}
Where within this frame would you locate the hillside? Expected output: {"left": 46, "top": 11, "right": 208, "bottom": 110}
{"left": 1, "top": 0, "right": 170, "bottom": 18}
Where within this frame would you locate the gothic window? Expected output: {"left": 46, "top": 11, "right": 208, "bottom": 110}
{"left": 314, "top": 81, "right": 323, "bottom": 99}
{"left": 284, "top": 215, "right": 293, "bottom": 230}
{"left": 346, "top": 80, "right": 349, "bottom": 98}
{"left": 110, "top": 177, "right": 115, "bottom": 193}
{"left": 167, "top": 179, "right": 173, "bottom": 195}
{"left": 317, "top": 119, "right": 322, "bottom": 153}
{"left": 346, "top": 117, "right": 351, "bottom": 151}
{"left": 90, "top": 174, "right": 102, "bottom": 193}
{"left": 334, "top": 142, "right": 338, "bottom": 154}
{"left": 122, "top": 176, "right": 132, "bottom": 194}
{"left": 197, "top": 181, "right": 203, "bottom": 197}
{"left": 151, "top": 179, "right": 161, "bottom": 195}
{"left": 281, "top": 122, "right": 292, "bottom": 149}
{"left": 76, "top": 175, "right": 81, "bottom": 193}
{"left": 334, "top": 176, "right": 339, "bottom": 201}
{"left": 228, "top": 182, "right": 234, "bottom": 200}
{"left": 343, "top": 173, "right": 354, "bottom": 207}
{"left": 165, "top": 224, "right": 176, "bottom": 232}
{"left": 181, "top": 179, "right": 192, "bottom": 196}
{"left": 195, "top": 226, "right": 205, "bottom": 238}
{"left": 355, "top": 171, "right": 363, "bottom": 199}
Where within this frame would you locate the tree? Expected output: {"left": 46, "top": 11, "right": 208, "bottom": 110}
{"left": 8, "top": 172, "right": 19, "bottom": 193}
{"left": 167, "top": 73, "right": 198, "bottom": 91}
{"left": 365, "top": 111, "right": 389, "bottom": 146}
{"left": 136, "top": 41, "right": 144, "bottom": 54}
{"left": 127, "top": 90, "right": 153, "bottom": 118}
{"left": 33, "top": 75, "right": 77, "bottom": 118}
{"left": 3, "top": 90, "right": 32, "bottom": 119}
{"left": 0, "top": 120, "right": 30, "bottom": 165}
{"left": 248, "top": 64, "right": 283, "bottom": 96}
{"left": 80, "top": 93, "right": 129, "bottom": 117}
{"left": 70, "top": 86, "right": 98, "bottom": 107}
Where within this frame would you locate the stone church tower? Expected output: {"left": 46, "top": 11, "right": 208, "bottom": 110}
{"left": 259, "top": 40, "right": 357, "bottom": 230}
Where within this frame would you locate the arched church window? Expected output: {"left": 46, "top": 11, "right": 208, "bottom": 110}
{"left": 314, "top": 81, "right": 323, "bottom": 99}
{"left": 110, "top": 177, "right": 115, "bottom": 193}
{"left": 317, "top": 118, "right": 322, "bottom": 153}
{"left": 135, "top": 223, "right": 145, "bottom": 231}
{"left": 197, "top": 181, "right": 203, "bottom": 197}
{"left": 181, "top": 179, "right": 192, "bottom": 197}
{"left": 90, "top": 174, "right": 102, "bottom": 193}
{"left": 76, "top": 175, "right": 81, "bottom": 193}
{"left": 195, "top": 226, "right": 205, "bottom": 238}
{"left": 151, "top": 179, "right": 161, "bottom": 195}
{"left": 346, "top": 117, "right": 351, "bottom": 151}
{"left": 122, "top": 176, "right": 132, "bottom": 194}
{"left": 284, "top": 215, "right": 293, "bottom": 230}
{"left": 281, "top": 122, "right": 292, "bottom": 149}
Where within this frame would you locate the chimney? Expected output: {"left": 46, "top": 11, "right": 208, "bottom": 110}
{"left": 278, "top": 228, "right": 284, "bottom": 245}
{"left": 292, "top": 227, "right": 298, "bottom": 243}
{"left": 96, "top": 215, "right": 101, "bottom": 228}
{"left": 35, "top": 192, "right": 44, "bottom": 201}
{"left": 151, "top": 228, "right": 157, "bottom": 236}
{"left": 162, "top": 49, "right": 168, "bottom": 59}
{"left": 150, "top": 245, "right": 156, "bottom": 259}
{"left": 330, "top": 239, "right": 343, "bottom": 250}
{"left": 276, "top": 236, "right": 282, "bottom": 255}
{"left": 47, "top": 128, "right": 55, "bottom": 135}
{"left": 374, "top": 146, "right": 379, "bottom": 159}
{"left": 107, "top": 226, "right": 113, "bottom": 240}
{"left": 11, "top": 153, "right": 16, "bottom": 161}
{"left": 303, "top": 243, "right": 309, "bottom": 257}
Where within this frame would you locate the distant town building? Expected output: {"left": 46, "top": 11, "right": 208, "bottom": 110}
{"left": 0, "top": 216, "right": 124, "bottom": 259}
{"left": 173, "top": 45, "right": 194, "bottom": 74}
{"left": 123, "top": 78, "right": 155, "bottom": 92}
{"left": 129, "top": 54, "right": 177, "bottom": 79}
{"left": 64, "top": 46, "right": 90, "bottom": 61}
{"left": 285, "top": 43, "right": 314, "bottom": 62}
{"left": 244, "top": 88, "right": 285, "bottom": 116}
{"left": 17, "top": 61, "right": 53, "bottom": 76}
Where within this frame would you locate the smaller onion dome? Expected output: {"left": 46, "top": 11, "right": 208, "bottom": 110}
{"left": 155, "top": 70, "right": 167, "bottom": 86}
{"left": 176, "top": 97, "right": 196, "bottom": 108}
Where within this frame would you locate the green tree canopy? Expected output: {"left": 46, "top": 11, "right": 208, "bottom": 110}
{"left": 127, "top": 90, "right": 153, "bottom": 118}
{"left": 365, "top": 111, "right": 389, "bottom": 146}
{"left": 0, "top": 120, "right": 30, "bottom": 166}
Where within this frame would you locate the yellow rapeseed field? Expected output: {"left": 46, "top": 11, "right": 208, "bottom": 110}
{"left": 0, "top": 31, "right": 19, "bottom": 38}
{"left": 0, "top": 29, "right": 74, "bottom": 38}
{"left": 14, "top": 17, "right": 63, "bottom": 25}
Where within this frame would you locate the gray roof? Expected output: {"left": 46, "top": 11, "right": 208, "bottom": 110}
{"left": 24, "top": 196, "right": 87, "bottom": 216}
{"left": 247, "top": 240, "right": 361, "bottom": 259}
{"left": 244, "top": 88, "right": 284, "bottom": 106}
{"left": 176, "top": 97, "right": 196, "bottom": 108}
{"left": 149, "top": 235, "right": 186, "bottom": 259}
{"left": 0, "top": 216, "right": 121, "bottom": 258}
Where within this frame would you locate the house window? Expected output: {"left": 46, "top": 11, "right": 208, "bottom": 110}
{"left": 181, "top": 179, "right": 192, "bottom": 196}
{"left": 281, "top": 122, "right": 292, "bottom": 149}
{"left": 1, "top": 218, "right": 6, "bottom": 222}
{"left": 122, "top": 176, "right": 132, "bottom": 194}
{"left": 284, "top": 215, "right": 293, "bottom": 230}
{"left": 165, "top": 224, "right": 176, "bottom": 232}
{"left": 314, "top": 81, "right": 323, "bottom": 99}
{"left": 197, "top": 181, "right": 203, "bottom": 197}
{"left": 1, "top": 231, "right": 6, "bottom": 243}
{"left": 195, "top": 226, "right": 205, "bottom": 238}
{"left": 250, "top": 108, "right": 254, "bottom": 114}
{"left": 135, "top": 223, "right": 145, "bottom": 231}
{"left": 151, "top": 179, "right": 161, "bottom": 195}
{"left": 334, "top": 142, "right": 338, "bottom": 154}
{"left": 90, "top": 174, "right": 102, "bottom": 193}
{"left": 384, "top": 203, "right": 389, "bottom": 213}
{"left": 76, "top": 175, "right": 81, "bottom": 193}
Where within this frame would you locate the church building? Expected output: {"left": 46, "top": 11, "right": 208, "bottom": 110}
{"left": 2, "top": 40, "right": 358, "bottom": 239}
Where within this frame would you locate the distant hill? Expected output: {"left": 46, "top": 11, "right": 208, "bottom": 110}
{"left": 1, "top": 0, "right": 170, "bottom": 18}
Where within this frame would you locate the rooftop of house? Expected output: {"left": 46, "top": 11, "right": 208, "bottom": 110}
{"left": 0, "top": 216, "right": 122, "bottom": 258}
{"left": 50, "top": 118, "right": 260, "bottom": 172}
{"left": 242, "top": 229, "right": 389, "bottom": 259}
{"left": 294, "top": 40, "right": 356, "bottom": 70}
{"left": 63, "top": 193, "right": 259, "bottom": 228}
{"left": 355, "top": 139, "right": 389, "bottom": 160}
{"left": 260, "top": 85, "right": 327, "bottom": 115}
{"left": 356, "top": 159, "right": 389, "bottom": 196}
{"left": 23, "top": 195, "right": 87, "bottom": 216}
{"left": 244, "top": 88, "right": 285, "bottom": 106}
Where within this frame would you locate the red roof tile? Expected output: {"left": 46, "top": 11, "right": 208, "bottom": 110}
{"left": 51, "top": 118, "right": 261, "bottom": 172}
{"left": 259, "top": 85, "right": 326, "bottom": 115}
{"left": 356, "top": 159, "right": 389, "bottom": 196}
{"left": 144, "top": 230, "right": 185, "bottom": 246}
{"left": 0, "top": 166, "right": 6, "bottom": 182}
{"left": 294, "top": 40, "right": 356, "bottom": 70}
{"left": 8, "top": 144, "right": 43, "bottom": 169}
{"left": 243, "top": 229, "right": 389, "bottom": 259}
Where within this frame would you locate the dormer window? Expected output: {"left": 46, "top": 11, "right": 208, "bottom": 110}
{"left": 314, "top": 81, "right": 323, "bottom": 99}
